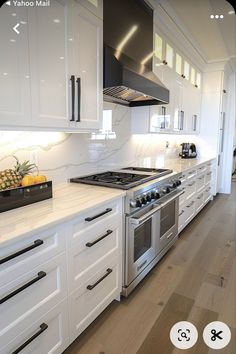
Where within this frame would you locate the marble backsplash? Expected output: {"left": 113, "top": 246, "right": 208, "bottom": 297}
{"left": 0, "top": 102, "right": 206, "bottom": 185}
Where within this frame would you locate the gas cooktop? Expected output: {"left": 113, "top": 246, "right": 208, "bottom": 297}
{"left": 70, "top": 167, "right": 173, "bottom": 190}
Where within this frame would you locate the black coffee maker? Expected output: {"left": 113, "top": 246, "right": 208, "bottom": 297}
{"left": 179, "top": 143, "right": 197, "bottom": 158}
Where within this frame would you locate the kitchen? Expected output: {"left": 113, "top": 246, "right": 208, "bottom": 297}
{"left": 0, "top": 0, "right": 235, "bottom": 353}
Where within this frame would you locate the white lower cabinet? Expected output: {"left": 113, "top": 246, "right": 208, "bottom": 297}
{"left": 178, "top": 160, "right": 215, "bottom": 233}
{"left": 1, "top": 300, "right": 69, "bottom": 354}
{"left": 69, "top": 257, "right": 121, "bottom": 342}
{"left": 0, "top": 197, "right": 123, "bottom": 353}
{"left": 0, "top": 253, "right": 67, "bottom": 348}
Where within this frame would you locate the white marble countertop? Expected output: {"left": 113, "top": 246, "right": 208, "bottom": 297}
{"left": 126, "top": 156, "right": 216, "bottom": 173}
{"left": 0, "top": 183, "right": 125, "bottom": 247}
{"left": 0, "top": 156, "right": 216, "bottom": 248}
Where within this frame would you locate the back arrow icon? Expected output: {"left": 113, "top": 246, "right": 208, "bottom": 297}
{"left": 13, "top": 23, "right": 20, "bottom": 34}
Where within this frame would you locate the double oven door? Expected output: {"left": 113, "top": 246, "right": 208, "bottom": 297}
{"left": 125, "top": 191, "right": 181, "bottom": 287}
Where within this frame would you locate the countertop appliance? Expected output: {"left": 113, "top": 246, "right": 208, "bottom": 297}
{"left": 179, "top": 143, "right": 197, "bottom": 159}
{"left": 103, "top": 0, "right": 169, "bottom": 106}
{"left": 71, "top": 167, "right": 183, "bottom": 296}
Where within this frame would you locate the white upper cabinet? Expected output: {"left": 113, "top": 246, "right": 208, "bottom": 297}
{"left": 29, "top": 1, "right": 72, "bottom": 128}
{"left": 0, "top": 6, "right": 31, "bottom": 127}
{"left": 70, "top": 2, "right": 102, "bottom": 130}
{"left": 0, "top": 0, "right": 102, "bottom": 132}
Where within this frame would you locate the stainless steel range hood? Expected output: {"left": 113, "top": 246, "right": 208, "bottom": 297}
{"left": 103, "top": 45, "right": 169, "bottom": 107}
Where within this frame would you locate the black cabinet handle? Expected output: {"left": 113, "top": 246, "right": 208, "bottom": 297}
{"left": 0, "top": 271, "right": 46, "bottom": 304}
{"left": 11, "top": 323, "right": 48, "bottom": 354}
{"left": 87, "top": 268, "right": 112, "bottom": 290}
{"left": 0, "top": 239, "right": 44, "bottom": 265}
{"left": 86, "top": 230, "right": 113, "bottom": 247}
{"left": 85, "top": 208, "right": 112, "bottom": 222}
{"left": 70, "top": 75, "right": 75, "bottom": 121}
{"left": 76, "top": 77, "right": 81, "bottom": 122}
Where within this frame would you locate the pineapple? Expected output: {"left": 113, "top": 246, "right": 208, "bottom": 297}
{"left": 0, "top": 169, "right": 22, "bottom": 190}
{"left": 13, "top": 156, "right": 38, "bottom": 177}
{"left": 0, "top": 156, "right": 38, "bottom": 191}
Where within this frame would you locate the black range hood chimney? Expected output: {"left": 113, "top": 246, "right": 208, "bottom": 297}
{"left": 103, "top": 0, "right": 169, "bottom": 107}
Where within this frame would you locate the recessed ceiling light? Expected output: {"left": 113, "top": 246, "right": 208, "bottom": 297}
{"left": 10, "top": 39, "right": 16, "bottom": 42}
{"left": 3, "top": 73, "right": 8, "bottom": 76}
{"left": 53, "top": 19, "right": 60, "bottom": 23}
{"left": 59, "top": 56, "right": 64, "bottom": 60}
{"left": 215, "top": 15, "right": 219, "bottom": 18}
{"left": 220, "top": 15, "right": 224, "bottom": 18}
{"left": 12, "top": 13, "right": 16, "bottom": 16}
{"left": 228, "top": 10, "right": 235, "bottom": 15}
{"left": 210, "top": 15, "right": 214, "bottom": 19}
{"left": 20, "top": 21, "right": 27, "bottom": 25}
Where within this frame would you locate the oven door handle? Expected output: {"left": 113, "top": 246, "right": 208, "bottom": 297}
{"left": 157, "top": 189, "right": 185, "bottom": 208}
{"left": 129, "top": 204, "right": 162, "bottom": 225}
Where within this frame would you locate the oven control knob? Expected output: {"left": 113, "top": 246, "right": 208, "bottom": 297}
{"left": 130, "top": 200, "right": 137, "bottom": 208}
{"left": 176, "top": 180, "right": 182, "bottom": 186}
{"left": 151, "top": 191, "right": 156, "bottom": 199}
{"left": 135, "top": 199, "right": 142, "bottom": 208}
{"left": 146, "top": 194, "right": 152, "bottom": 202}
{"left": 141, "top": 196, "right": 147, "bottom": 205}
{"left": 155, "top": 192, "right": 161, "bottom": 199}
{"left": 172, "top": 181, "right": 177, "bottom": 188}
{"left": 163, "top": 187, "right": 170, "bottom": 194}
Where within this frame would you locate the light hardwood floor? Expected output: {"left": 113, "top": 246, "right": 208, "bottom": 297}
{"left": 64, "top": 183, "right": 236, "bottom": 354}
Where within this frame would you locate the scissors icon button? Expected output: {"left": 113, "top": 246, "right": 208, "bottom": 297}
{"left": 211, "top": 329, "right": 223, "bottom": 341}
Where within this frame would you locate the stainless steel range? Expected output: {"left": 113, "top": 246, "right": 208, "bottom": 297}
{"left": 70, "top": 167, "right": 183, "bottom": 296}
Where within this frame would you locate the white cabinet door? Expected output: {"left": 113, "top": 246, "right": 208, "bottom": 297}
{"left": 172, "top": 77, "right": 184, "bottom": 132}
{"left": 70, "top": 2, "right": 102, "bottom": 130}
{"left": 185, "top": 85, "right": 201, "bottom": 134}
{"left": 28, "top": 0, "right": 73, "bottom": 129}
{"left": 0, "top": 6, "right": 31, "bottom": 127}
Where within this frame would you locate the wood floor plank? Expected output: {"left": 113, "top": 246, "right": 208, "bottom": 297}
{"left": 136, "top": 293, "right": 194, "bottom": 354}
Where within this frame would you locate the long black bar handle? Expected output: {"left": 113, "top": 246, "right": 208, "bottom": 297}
{"left": 0, "top": 271, "right": 46, "bottom": 305}
{"left": 0, "top": 239, "right": 44, "bottom": 265}
{"left": 86, "top": 230, "right": 113, "bottom": 248}
{"left": 70, "top": 75, "right": 75, "bottom": 121}
{"left": 85, "top": 208, "right": 112, "bottom": 222}
{"left": 76, "top": 77, "right": 81, "bottom": 122}
{"left": 11, "top": 323, "right": 48, "bottom": 354}
{"left": 87, "top": 268, "right": 113, "bottom": 290}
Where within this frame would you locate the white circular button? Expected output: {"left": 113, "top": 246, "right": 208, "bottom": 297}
{"left": 203, "top": 321, "right": 231, "bottom": 349}
{"left": 170, "top": 321, "right": 198, "bottom": 349}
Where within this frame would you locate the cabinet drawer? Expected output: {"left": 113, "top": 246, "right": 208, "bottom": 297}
{"left": 67, "top": 199, "right": 122, "bottom": 248}
{"left": 196, "top": 174, "right": 205, "bottom": 193}
{"left": 204, "top": 187, "right": 212, "bottom": 204}
{"left": 178, "top": 208, "right": 185, "bottom": 233}
{"left": 69, "top": 257, "right": 121, "bottom": 342}
{"left": 68, "top": 218, "right": 121, "bottom": 292}
{"left": 195, "top": 192, "right": 204, "bottom": 213}
{"left": 205, "top": 171, "right": 212, "bottom": 185}
{"left": 185, "top": 180, "right": 196, "bottom": 200}
{"left": 187, "top": 169, "right": 197, "bottom": 180}
{"left": 0, "top": 300, "right": 69, "bottom": 354}
{"left": 0, "top": 254, "right": 67, "bottom": 346}
{"left": 0, "top": 225, "right": 66, "bottom": 287}
{"left": 184, "top": 199, "right": 196, "bottom": 225}
{"left": 197, "top": 164, "right": 207, "bottom": 175}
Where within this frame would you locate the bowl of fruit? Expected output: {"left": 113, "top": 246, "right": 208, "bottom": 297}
{"left": 0, "top": 156, "right": 52, "bottom": 213}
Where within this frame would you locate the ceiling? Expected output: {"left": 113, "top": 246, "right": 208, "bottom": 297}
{"left": 165, "top": 0, "right": 236, "bottom": 62}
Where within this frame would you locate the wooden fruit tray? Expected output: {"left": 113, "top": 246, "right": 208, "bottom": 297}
{"left": 0, "top": 181, "right": 52, "bottom": 213}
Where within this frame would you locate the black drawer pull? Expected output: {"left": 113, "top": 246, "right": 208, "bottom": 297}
{"left": 0, "top": 239, "right": 44, "bottom": 265}
{"left": 87, "top": 268, "right": 112, "bottom": 290}
{"left": 86, "top": 230, "right": 113, "bottom": 247}
{"left": 76, "top": 77, "right": 81, "bottom": 122}
{"left": 0, "top": 271, "right": 46, "bottom": 305}
{"left": 11, "top": 323, "right": 48, "bottom": 354}
{"left": 85, "top": 208, "right": 112, "bottom": 222}
{"left": 70, "top": 75, "right": 75, "bottom": 121}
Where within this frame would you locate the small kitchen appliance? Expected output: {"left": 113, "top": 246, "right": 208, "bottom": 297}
{"left": 179, "top": 143, "right": 197, "bottom": 158}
